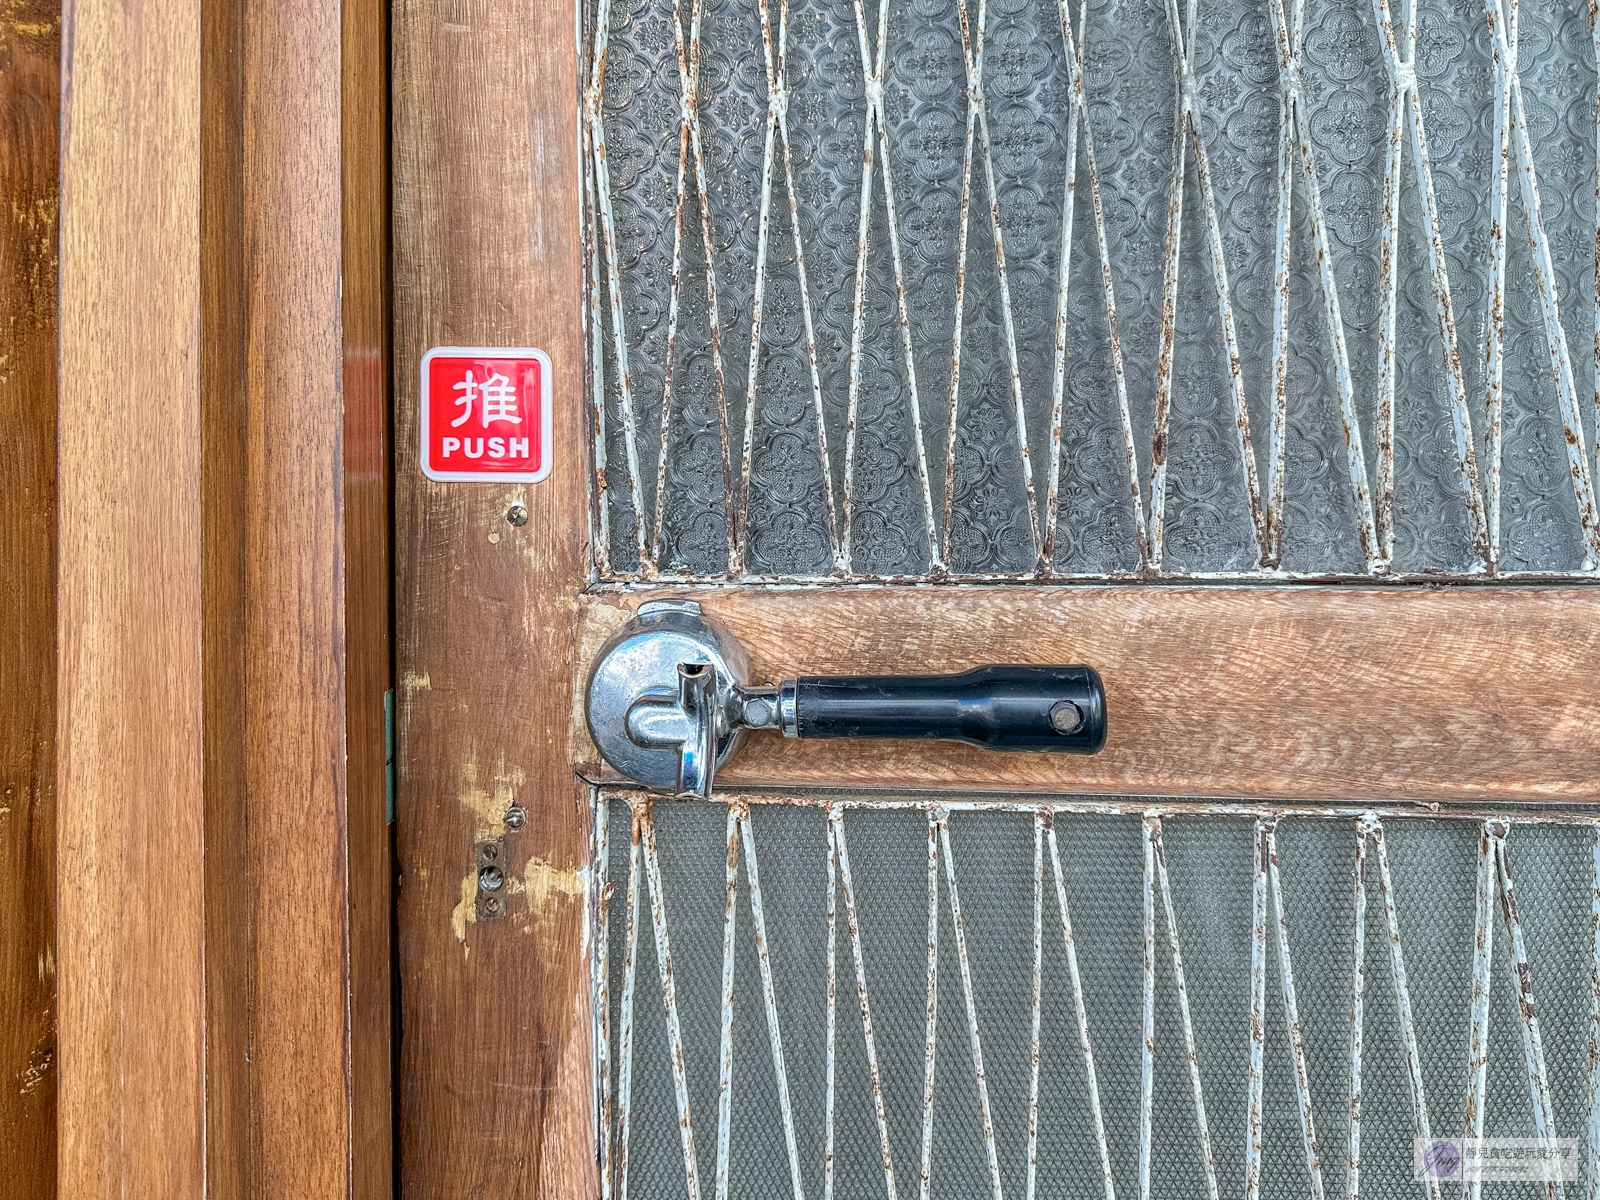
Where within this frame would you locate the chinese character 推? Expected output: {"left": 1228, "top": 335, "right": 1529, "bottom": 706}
{"left": 452, "top": 370, "right": 522, "bottom": 427}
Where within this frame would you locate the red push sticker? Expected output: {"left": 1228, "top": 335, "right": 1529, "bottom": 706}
{"left": 420, "top": 347, "right": 553, "bottom": 483}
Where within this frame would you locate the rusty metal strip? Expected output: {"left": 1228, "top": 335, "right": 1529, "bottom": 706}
{"left": 648, "top": 115, "right": 690, "bottom": 581}
{"left": 1483, "top": 5, "right": 1512, "bottom": 571}
{"left": 600, "top": 788, "right": 1600, "bottom": 825}
{"left": 738, "top": 808, "right": 809, "bottom": 1200}
{"left": 1147, "top": 16, "right": 1190, "bottom": 573}
{"left": 714, "top": 805, "right": 739, "bottom": 1200}
{"left": 1147, "top": 816, "right": 1221, "bottom": 1200}
{"left": 1586, "top": 824, "right": 1600, "bottom": 1200}
{"left": 842, "top": 0, "right": 940, "bottom": 575}
{"left": 734, "top": 81, "right": 780, "bottom": 575}
{"left": 1152, "top": 0, "right": 1267, "bottom": 568}
{"left": 1263, "top": 0, "right": 1379, "bottom": 571}
{"left": 939, "top": 812, "right": 1006, "bottom": 1200}
{"left": 583, "top": 127, "right": 613, "bottom": 579}
{"left": 1139, "top": 811, "right": 1155, "bottom": 1200}
{"left": 940, "top": 0, "right": 988, "bottom": 569}
{"left": 1045, "top": 819, "right": 1118, "bottom": 1200}
{"left": 1248, "top": 822, "right": 1275, "bottom": 1199}
{"left": 1026, "top": 815, "right": 1044, "bottom": 1200}
{"left": 1046, "top": 0, "right": 1148, "bottom": 572}
{"left": 613, "top": 802, "right": 644, "bottom": 1200}
{"left": 591, "top": 789, "right": 615, "bottom": 1200}
{"left": 1366, "top": 0, "right": 1492, "bottom": 567}
{"left": 583, "top": 0, "right": 649, "bottom": 574}
{"left": 640, "top": 798, "right": 705, "bottom": 1200}
{"left": 1370, "top": 819, "right": 1442, "bottom": 1200}
{"left": 953, "top": 0, "right": 1043, "bottom": 569}
{"left": 1481, "top": 0, "right": 1600, "bottom": 567}
{"left": 1373, "top": 72, "right": 1402, "bottom": 565}
{"left": 1266, "top": 822, "right": 1327, "bottom": 1200}
{"left": 830, "top": 807, "right": 902, "bottom": 1200}
{"left": 1594, "top": 2, "right": 1600, "bottom": 498}
{"left": 824, "top": 806, "right": 838, "bottom": 1200}
{"left": 1346, "top": 821, "right": 1368, "bottom": 1200}
{"left": 766, "top": 0, "right": 843, "bottom": 574}
{"left": 1492, "top": 827, "right": 1567, "bottom": 1200}
{"left": 1463, "top": 821, "right": 1497, "bottom": 1200}
{"left": 919, "top": 811, "right": 939, "bottom": 1200}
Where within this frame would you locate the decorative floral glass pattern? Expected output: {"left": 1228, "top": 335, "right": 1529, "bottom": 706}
{"left": 582, "top": 0, "right": 1600, "bottom": 579}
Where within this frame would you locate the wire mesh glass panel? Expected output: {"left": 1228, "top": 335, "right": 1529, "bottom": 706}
{"left": 582, "top": 0, "right": 1600, "bottom": 581}
{"left": 588, "top": 794, "right": 1600, "bottom": 1198}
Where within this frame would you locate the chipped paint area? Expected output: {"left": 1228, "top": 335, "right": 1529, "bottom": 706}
{"left": 456, "top": 751, "right": 526, "bottom": 839}
{"left": 18, "top": 1035, "right": 52, "bottom": 1097}
{"left": 520, "top": 855, "right": 584, "bottom": 910}
{"left": 450, "top": 872, "right": 477, "bottom": 953}
{"left": 401, "top": 669, "right": 431, "bottom": 691}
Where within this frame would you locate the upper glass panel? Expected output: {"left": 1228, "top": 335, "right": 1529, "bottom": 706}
{"left": 582, "top": 0, "right": 1600, "bottom": 581}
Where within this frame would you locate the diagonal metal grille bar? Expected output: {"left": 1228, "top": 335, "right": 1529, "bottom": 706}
{"left": 584, "top": 0, "right": 1600, "bottom": 581}
{"left": 591, "top": 793, "right": 1600, "bottom": 1198}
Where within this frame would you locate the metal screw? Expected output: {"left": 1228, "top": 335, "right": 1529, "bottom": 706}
{"left": 480, "top": 843, "right": 499, "bottom": 862}
{"left": 504, "top": 805, "right": 527, "bottom": 830}
{"left": 483, "top": 897, "right": 502, "bottom": 915}
{"left": 1049, "top": 701, "right": 1083, "bottom": 735}
{"left": 478, "top": 865, "right": 505, "bottom": 892}
{"left": 506, "top": 504, "right": 528, "bottom": 527}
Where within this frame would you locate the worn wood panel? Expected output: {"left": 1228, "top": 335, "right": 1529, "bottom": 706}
{"left": 579, "top": 587, "right": 1600, "bottom": 802}
{"left": 62, "top": 0, "right": 388, "bottom": 1191}
{"left": 199, "top": 0, "right": 251, "bottom": 1193}
{"left": 0, "top": 3, "right": 58, "bottom": 1196}
{"left": 341, "top": 0, "right": 395, "bottom": 1193}
{"left": 57, "top": 0, "right": 207, "bottom": 1191}
{"left": 241, "top": 0, "right": 353, "bottom": 1192}
{"left": 393, "top": 0, "right": 593, "bottom": 1193}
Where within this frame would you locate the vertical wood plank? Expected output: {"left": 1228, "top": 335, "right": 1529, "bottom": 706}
{"left": 57, "top": 0, "right": 207, "bottom": 1192}
{"left": 393, "top": 0, "right": 593, "bottom": 1192}
{"left": 342, "top": 0, "right": 397, "bottom": 1194}
{"left": 62, "top": 0, "right": 390, "bottom": 1191}
{"left": 200, "top": 0, "right": 251, "bottom": 1193}
{"left": 0, "top": 4, "right": 59, "bottom": 1197}
{"left": 241, "top": 0, "right": 353, "bottom": 1192}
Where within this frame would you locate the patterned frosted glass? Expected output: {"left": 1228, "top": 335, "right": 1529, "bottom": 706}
{"left": 583, "top": 0, "right": 1600, "bottom": 579}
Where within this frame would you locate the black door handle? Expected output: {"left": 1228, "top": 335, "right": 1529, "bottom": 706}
{"left": 788, "top": 665, "right": 1106, "bottom": 753}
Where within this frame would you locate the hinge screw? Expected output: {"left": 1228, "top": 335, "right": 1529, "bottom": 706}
{"left": 478, "top": 865, "right": 505, "bottom": 892}
{"left": 504, "top": 805, "right": 527, "bottom": 830}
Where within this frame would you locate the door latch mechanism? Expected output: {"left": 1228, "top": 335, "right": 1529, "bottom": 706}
{"left": 585, "top": 600, "right": 1106, "bottom": 797}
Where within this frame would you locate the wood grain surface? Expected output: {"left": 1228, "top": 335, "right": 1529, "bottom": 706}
{"left": 239, "top": 0, "right": 353, "bottom": 1193}
{"left": 341, "top": 0, "right": 396, "bottom": 1193}
{"left": 60, "top": 0, "right": 390, "bottom": 1193}
{"left": 58, "top": 0, "right": 207, "bottom": 1191}
{"left": 580, "top": 587, "right": 1600, "bottom": 803}
{"left": 0, "top": 4, "right": 59, "bottom": 1196}
{"left": 393, "top": 0, "right": 593, "bottom": 1194}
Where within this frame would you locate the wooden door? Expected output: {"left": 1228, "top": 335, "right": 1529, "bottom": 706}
{"left": 393, "top": 0, "right": 1600, "bottom": 1196}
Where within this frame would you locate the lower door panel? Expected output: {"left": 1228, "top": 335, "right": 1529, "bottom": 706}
{"left": 591, "top": 792, "right": 1599, "bottom": 1199}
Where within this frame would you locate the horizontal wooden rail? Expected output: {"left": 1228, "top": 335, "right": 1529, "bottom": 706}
{"left": 579, "top": 586, "right": 1600, "bottom": 803}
